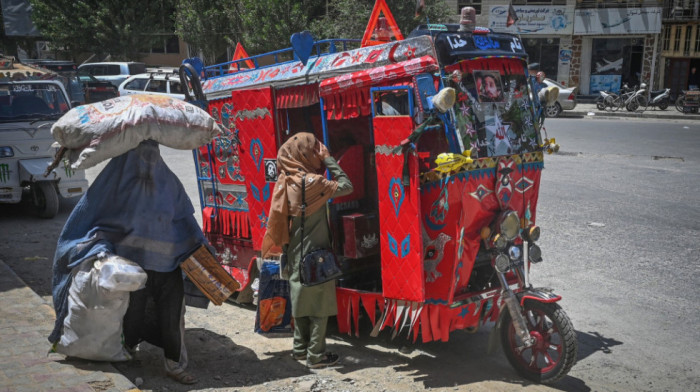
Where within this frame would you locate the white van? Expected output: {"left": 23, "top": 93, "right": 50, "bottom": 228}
{"left": 0, "top": 79, "right": 87, "bottom": 218}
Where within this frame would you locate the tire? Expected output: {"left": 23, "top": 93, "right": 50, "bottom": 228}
{"left": 544, "top": 103, "right": 562, "bottom": 118}
{"left": 603, "top": 95, "right": 616, "bottom": 111}
{"left": 595, "top": 97, "right": 606, "bottom": 111}
{"left": 634, "top": 95, "right": 648, "bottom": 112}
{"left": 676, "top": 96, "right": 686, "bottom": 112}
{"left": 178, "top": 63, "right": 205, "bottom": 103}
{"left": 609, "top": 96, "right": 622, "bottom": 111}
{"left": 626, "top": 98, "right": 638, "bottom": 112}
{"left": 33, "top": 182, "right": 59, "bottom": 219}
{"left": 501, "top": 300, "right": 577, "bottom": 384}
{"left": 658, "top": 98, "right": 669, "bottom": 110}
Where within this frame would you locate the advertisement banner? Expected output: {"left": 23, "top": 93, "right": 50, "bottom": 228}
{"left": 489, "top": 5, "right": 573, "bottom": 35}
{"left": 574, "top": 7, "right": 661, "bottom": 35}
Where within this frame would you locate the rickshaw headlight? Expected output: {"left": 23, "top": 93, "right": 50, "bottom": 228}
{"left": 499, "top": 211, "right": 520, "bottom": 241}
{"left": 524, "top": 225, "right": 540, "bottom": 242}
{"left": 495, "top": 253, "right": 510, "bottom": 273}
{"left": 528, "top": 244, "right": 542, "bottom": 263}
{"left": 492, "top": 233, "right": 507, "bottom": 250}
{"left": 508, "top": 245, "right": 521, "bottom": 261}
{"left": 0, "top": 146, "right": 13, "bottom": 158}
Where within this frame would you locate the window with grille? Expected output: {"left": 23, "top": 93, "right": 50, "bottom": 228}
{"left": 663, "top": 25, "right": 671, "bottom": 52}
{"left": 674, "top": 28, "right": 682, "bottom": 52}
{"left": 684, "top": 26, "right": 693, "bottom": 56}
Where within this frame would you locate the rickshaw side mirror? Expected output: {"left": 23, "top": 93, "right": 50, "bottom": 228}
{"left": 431, "top": 87, "right": 456, "bottom": 113}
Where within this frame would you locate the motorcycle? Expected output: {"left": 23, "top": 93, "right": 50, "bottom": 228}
{"left": 647, "top": 88, "right": 670, "bottom": 110}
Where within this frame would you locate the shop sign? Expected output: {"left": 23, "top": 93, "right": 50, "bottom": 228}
{"left": 574, "top": 7, "right": 661, "bottom": 35}
{"left": 489, "top": 5, "right": 573, "bottom": 35}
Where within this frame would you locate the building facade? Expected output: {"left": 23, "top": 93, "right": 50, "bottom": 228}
{"left": 447, "top": 0, "right": 689, "bottom": 96}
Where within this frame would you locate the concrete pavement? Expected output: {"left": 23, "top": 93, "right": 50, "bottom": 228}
{"left": 0, "top": 259, "right": 139, "bottom": 392}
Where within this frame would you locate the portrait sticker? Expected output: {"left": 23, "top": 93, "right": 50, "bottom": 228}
{"left": 474, "top": 70, "right": 504, "bottom": 103}
{"left": 264, "top": 159, "right": 278, "bottom": 182}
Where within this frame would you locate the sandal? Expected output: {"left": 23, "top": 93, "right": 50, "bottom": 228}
{"left": 166, "top": 369, "right": 198, "bottom": 385}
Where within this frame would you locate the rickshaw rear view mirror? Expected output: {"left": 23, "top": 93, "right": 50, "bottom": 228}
{"left": 431, "top": 87, "right": 456, "bottom": 113}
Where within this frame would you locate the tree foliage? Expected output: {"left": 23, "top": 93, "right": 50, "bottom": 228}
{"left": 309, "top": 0, "right": 454, "bottom": 42}
{"left": 238, "top": 0, "right": 326, "bottom": 55}
{"left": 174, "top": 0, "right": 243, "bottom": 64}
{"left": 28, "top": 0, "right": 174, "bottom": 61}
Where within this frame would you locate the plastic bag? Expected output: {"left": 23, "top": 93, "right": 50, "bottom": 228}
{"left": 254, "top": 260, "right": 292, "bottom": 335}
{"left": 51, "top": 94, "right": 222, "bottom": 170}
{"left": 54, "top": 255, "right": 147, "bottom": 361}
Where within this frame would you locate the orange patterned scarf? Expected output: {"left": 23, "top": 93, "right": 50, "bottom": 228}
{"left": 261, "top": 132, "right": 338, "bottom": 257}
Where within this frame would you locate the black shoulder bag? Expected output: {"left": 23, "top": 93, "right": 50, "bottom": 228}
{"left": 299, "top": 173, "right": 343, "bottom": 286}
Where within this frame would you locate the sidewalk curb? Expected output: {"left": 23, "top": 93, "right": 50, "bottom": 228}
{"left": 0, "top": 259, "right": 141, "bottom": 392}
{"left": 560, "top": 104, "right": 700, "bottom": 121}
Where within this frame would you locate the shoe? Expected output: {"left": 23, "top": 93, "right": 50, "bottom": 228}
{"left": 292, "top": 353, "right": 306, "bottom": 360}
{"left": 166, "top": 369, "right": 198, "bottom": 385}
{"left": 307, "top": 352, "right": 340, "bottom": 369}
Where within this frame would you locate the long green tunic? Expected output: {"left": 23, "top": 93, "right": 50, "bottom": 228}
{"left": 286, "top": 157, "right": 353, "bottom": 318}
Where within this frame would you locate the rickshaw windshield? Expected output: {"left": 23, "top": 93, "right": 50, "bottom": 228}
{"left": 445, "top": 58, "right": 540, "bottom": 157}
{"left": 420, "top": 28, "right": 540, "bottom": 157}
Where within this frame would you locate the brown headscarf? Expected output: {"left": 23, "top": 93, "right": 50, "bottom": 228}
{"left": 261, "top": 132, "right": 339, "bottom": 257}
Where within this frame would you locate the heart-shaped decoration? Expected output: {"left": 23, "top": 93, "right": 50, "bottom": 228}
{"left": 290, "top": 31, "right": 315, "bottom": 66}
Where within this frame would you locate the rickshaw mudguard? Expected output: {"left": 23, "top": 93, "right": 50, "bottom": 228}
{"left": 373, "top": 116, "right": 425, "bottom": 303}
{"left": 486, "top": 288, "right": 562, "bottom": 354}
{"left": 517, "top": 288, "right": 562, "bottom": 307}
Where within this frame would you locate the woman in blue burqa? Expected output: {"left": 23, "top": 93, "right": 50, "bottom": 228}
{"left": 49, "top": 140, "right": 204, "bottom": 384}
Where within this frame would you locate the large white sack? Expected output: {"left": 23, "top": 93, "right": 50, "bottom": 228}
{"left": 51, "top": 94, "right": 222, "bottom": 170}
{"left": 55, "top": 254, "right": 147, "bottom": 362}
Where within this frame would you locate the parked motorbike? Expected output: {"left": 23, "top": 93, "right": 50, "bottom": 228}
{"left": 595, "top": 90, "right": 614, "bottom": 111}
{"left": 647, "top": 88, "right": 670, "bottom": 110}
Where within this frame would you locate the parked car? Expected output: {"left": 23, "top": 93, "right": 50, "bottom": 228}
{"left": 76, "top": 72, "right": 118, "bottom": 103}
{"left": 542, "top": 78, "right": 577, "bottom": 117}
{"left": 77, "top": 62, "right": 147, "bottom": 89}
{"left": 118, "top": 69, "right": 185, "bottom": 101}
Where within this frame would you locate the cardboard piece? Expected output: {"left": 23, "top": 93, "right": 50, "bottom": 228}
{"left": 181, "top": 245, "right": 240, "bottom": 305}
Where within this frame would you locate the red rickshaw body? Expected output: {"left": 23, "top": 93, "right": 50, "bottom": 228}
{"left": 190, "top": 27, "right": 549, "bottom": 343}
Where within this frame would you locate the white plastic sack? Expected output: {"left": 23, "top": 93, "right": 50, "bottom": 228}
{"left": 51, "top": 94, "right": 222, "bottom": 170}
{"left": 55, "top": 255, "right": 147, "bottom": 361}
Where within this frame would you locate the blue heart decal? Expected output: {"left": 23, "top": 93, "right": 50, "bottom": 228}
{"left": 290, "top": 31, "right": 315, "bottom": 66}
{"left": 388, "top": 233, "right": 399, "bottom": 258}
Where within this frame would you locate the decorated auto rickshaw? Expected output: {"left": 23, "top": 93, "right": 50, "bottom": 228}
{"left": 178, "top": 5, "right": 575, "bottom": 384}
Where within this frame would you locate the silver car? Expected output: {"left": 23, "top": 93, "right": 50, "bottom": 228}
{"left": 543, "top": 78, "right": 577, "bottom": 117}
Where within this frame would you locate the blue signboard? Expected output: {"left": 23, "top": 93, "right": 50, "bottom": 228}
{"left": 590, "top": 74, "right": 621, "bottom": 94}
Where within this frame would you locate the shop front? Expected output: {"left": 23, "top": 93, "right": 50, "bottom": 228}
{"left": 488, "top": 4, "right": 574, "bottom": 85}
{"left": 574, "top": 7, "right": 662, "bottom": 95}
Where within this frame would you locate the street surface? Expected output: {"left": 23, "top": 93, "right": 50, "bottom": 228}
{"left": 0, "top": 116, "right": 698, "bottom": 392}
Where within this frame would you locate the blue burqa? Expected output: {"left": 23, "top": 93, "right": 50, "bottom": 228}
{"left": 49, "top": 140, "right": 205, "bottom": 343}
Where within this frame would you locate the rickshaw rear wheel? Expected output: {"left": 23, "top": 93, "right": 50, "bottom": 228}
{"left": 501, "top": 300, "right": 577, "bottom": 384}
